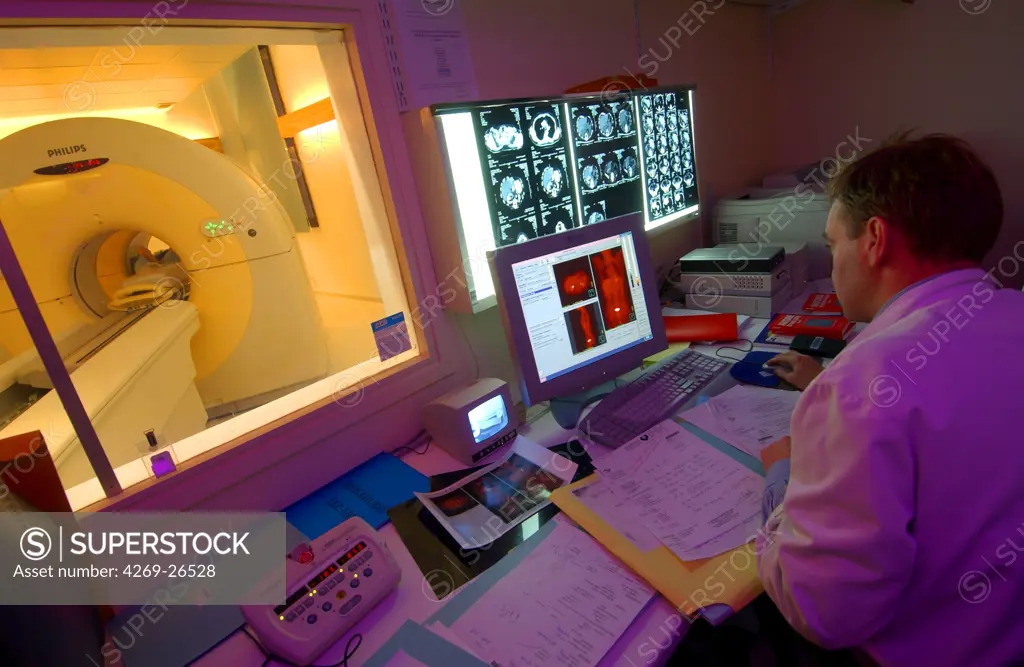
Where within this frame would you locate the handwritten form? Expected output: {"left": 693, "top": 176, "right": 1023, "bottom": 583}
{"left": 681, "top": 385, "right": 801, "bottom": 459}
{"left": 447, "top": 520, "right": 655, "bottom": 667}
{"left": 596, "top": 421, "right": 763, "bottom": 561}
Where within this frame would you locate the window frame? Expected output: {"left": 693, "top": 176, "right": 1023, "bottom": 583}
{"left": 0, "top": 0, "right": 470, "bottom": 511}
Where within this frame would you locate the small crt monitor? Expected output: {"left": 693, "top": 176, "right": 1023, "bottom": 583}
{"left": 421, "top": 378, "right": 519, "bottom": 465}
{"left": 489, "top": 212, "right": 668, "bottom": 406}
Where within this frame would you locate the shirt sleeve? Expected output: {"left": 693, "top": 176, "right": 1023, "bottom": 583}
{"left": 755, "top": 370, "right": 917, "bottom": 649}
{"left": 762, "top": 459, "right": 790, "bottom": 524}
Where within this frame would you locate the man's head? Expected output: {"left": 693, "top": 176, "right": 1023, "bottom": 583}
{"left": 824, "top": 133, "right": 1003, "bottom": 322}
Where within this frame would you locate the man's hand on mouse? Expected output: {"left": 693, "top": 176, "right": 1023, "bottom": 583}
{"left": 766, "top": 351, "right": 824, "bottom": 391}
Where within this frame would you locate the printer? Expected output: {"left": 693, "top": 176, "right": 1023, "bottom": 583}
{"left": 712, "top": 188, "right": 832, "bottom": 282}
{"left": 678, "top": 245, "right": 793, "bottom": 318}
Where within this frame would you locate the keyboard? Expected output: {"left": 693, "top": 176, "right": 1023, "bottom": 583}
{"left": 580, "top": 349, "right": 728, "bottom": 448}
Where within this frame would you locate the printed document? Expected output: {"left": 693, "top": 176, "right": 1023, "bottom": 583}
{"left": 416, "top": 437, "right": 577, "bottom": 550}
{"left": 446, "top": 520, "right": 655, "bottom": 667}
{"left": 596, "top": 421, "right": 762, "bottom": 561}
{"left": 681, "top": 385, "right": 801, "bottom": 459}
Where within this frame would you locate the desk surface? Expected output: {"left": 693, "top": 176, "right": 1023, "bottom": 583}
{"left": 194, "top": 280, "right": 836, "bottom": 667}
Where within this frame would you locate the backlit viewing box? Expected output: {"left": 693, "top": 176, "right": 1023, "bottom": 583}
{"left": 430, "top": 87, "right": 700, "bottom": 312}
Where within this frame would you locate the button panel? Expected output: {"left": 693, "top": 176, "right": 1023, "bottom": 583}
{"left": 339, "top": 594, "right": 363, "bottom": 615}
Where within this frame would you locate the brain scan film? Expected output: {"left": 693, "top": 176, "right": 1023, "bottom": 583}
{"left": 657, "top": 135, "right": 668, "bottom": 154}
{"left": 597, "top": 107, "right": 616, "bottom": 138}
{"left": 483, "top": 122, "right": 524, "bottom": 153}
{"left": 542, "top": 206, "right": 575, "bottom": 234}
{"left": 580, "top": 159, "right": 601, "bottom": 191}
{"left": 647, "top": 179, "right": 659, "bottom": 197}
{"left": 668, "top": 112, "right": 677, "bottom": 130}
{"left": 672, "top": 155, "right": 682, "bottom": 173}
{"left": 621, "top": 149, "right": 638, "bottom": 179}
{"left": 662, "top": 193, "right": 671, "bottom": 208}
{"left": 679, "top": 109, "right": 689, "bottom": 128}
{"left": 529, "top": 111, "right": 562, "bottom": 147}
{"left": 641, "top": 97, "right": 652, "bottom": 112}
{"left": 538, "top": 160, "right": 566, "bottom": 199}
{"left": 659, "top": 160, "right": 670, "bottom": 177}
{"left": 683, "top": 170, "right": 695, "bottom": 187}
{"left": 661, "top": 179, "right": 671, "bottom": 194}
{"left": 617, "top": 107, "right": 634, "bottom": 135}
{"left": 645, "top": 160, "right": 658, "bottom": 179}
{"left": 650, "top": 197, "right": 662, "bottom": 216}
{"left": 574, "top": 112, "right": 595, "bottom": 143}
{"left": 498, "top": 171, "right": 528, "bottom": 210}
{"left": 672, "top": 174, "right": 684, "bottom": 190}
{"left": 655, "top": 94, "right": 665, "bottom": 109}
{"left": 602, "top": 156, "right": 621, "bottom": 185}
{"left": 656, "top": 111, "right": 666, "bottom": 133}
{"left": 586, "top": 207, "right": 606, "bottom": 225}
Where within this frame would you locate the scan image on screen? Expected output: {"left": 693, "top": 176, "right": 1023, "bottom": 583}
{"left": 584, "top": 202, "right": 607, "bottom": 225}
{"left": 509, "top": 230, "right": 653, "bottom": 383}
{"left": 589, "top": 246, "right": 636, "bottom": 330}
{"left": 636, "top": 90, "right": 699, "bottom": 225}
{"left": 567, "top": 97, "right": 642, "bottom": 222}
{"left": 540, "top": 204, "right": 575, "bottom": 236}
{"left": 552, "top": 255, "right": 597, "bottom": 308}
{"left": 470, "top": 101, "right": 579, "bottom": 247}
{"left": 564, "top": 303, "right": 607, "bottom": 354}
{"left": 490, "top": 161, "right": 538, "bottom": 244}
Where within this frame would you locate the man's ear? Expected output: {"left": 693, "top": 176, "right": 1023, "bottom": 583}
{"left": 862, "top": 216, "right": 889, "bottom": 268}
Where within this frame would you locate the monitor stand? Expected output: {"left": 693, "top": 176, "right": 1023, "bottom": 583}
{"left": 549, "top": 381, "right": 618, "bottom": 430}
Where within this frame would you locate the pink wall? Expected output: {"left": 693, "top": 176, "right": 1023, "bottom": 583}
{"left": 771, "top": 0, "right": 1024, "bottom": 280}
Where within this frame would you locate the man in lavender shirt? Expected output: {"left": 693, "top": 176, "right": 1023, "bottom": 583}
{"left": 758, "top": 134, "right": 1024, "bottom": 666}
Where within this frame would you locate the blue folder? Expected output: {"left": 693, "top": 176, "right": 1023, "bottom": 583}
{"left": 285, "top": 452, "right": 429, "bottom": 539}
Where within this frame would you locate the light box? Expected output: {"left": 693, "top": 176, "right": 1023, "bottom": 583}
{"left": 418, "top": 86, "right": 701, "bottom": 313}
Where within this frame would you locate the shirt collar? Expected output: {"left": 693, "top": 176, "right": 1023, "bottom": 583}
{"left": 873, "top": 269, "right": 977, "bottom": 318}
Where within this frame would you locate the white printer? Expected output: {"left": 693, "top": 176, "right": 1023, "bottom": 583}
{"left": 712, "top": 188, "right": 832, "bottom": 281}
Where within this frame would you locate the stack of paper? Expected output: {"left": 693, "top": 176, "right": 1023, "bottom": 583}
{"left": 589, "top": 421, "right": 763, "bottom": 561}
{"left": 436, "top": 520, "right": 656, "bottom": 667}
{"left": 681, "top": 385, "right": 801, "bottom": 459}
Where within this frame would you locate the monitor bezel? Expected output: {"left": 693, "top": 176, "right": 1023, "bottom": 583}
{"left": 489, "top": 212, "right": 668, "bottom": 406}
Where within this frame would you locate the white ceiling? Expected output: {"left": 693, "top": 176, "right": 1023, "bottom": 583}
{"left": 0, "top": 45, "right": 250, "bottom": 118}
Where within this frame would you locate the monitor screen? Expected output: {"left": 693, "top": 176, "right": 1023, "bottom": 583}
{"left": 510, "top": 229, "right": 654, "bottom": 383}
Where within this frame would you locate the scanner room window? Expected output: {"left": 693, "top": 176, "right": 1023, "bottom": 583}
{"left": 0, "top": 28, "right": 418, "bottom": 508}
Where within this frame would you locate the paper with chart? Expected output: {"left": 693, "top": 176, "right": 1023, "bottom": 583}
{"left": 446, "top": 520, "right": 655, "bottom": 667}
{"left": 681, "top": 385, "right": 801, "bottom": 459}
{"left": 596, "top": 420, "right": 762, "bottom": 561}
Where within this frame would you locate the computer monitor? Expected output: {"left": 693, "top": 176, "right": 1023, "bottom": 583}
{"left": 489, "top": 211, "right": 668, "bottom": 415}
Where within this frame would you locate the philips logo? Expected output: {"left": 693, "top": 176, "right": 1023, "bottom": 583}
{"left": 47, "top": 144, "right": 87, "bottom": 158}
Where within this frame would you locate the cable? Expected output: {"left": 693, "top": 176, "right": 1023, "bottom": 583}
{"left": 244, "top": 626, "right": 362, "bottom": 667}
{"left": 450, "top": 312, "right": 481, "bottom": 379}
{"left": 714, "top": 340, "right": 755, "bottom": 364}
{"left": 390, "top": 429, "right": 430, "bottom": 457}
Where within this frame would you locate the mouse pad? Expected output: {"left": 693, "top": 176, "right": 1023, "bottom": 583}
{"left": 387, "top": 440, "right": 595, "bottom": 598}
{"left": 729, "top": 351, "right": 797, "bottom": 390}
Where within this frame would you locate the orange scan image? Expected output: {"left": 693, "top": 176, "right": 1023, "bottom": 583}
{"left": 590, "top": 248, "right": 635, "bottom": 329}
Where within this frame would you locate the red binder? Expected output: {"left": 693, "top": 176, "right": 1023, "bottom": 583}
{"left": 663, "top": 313, "right": 738, "bottom": 342}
